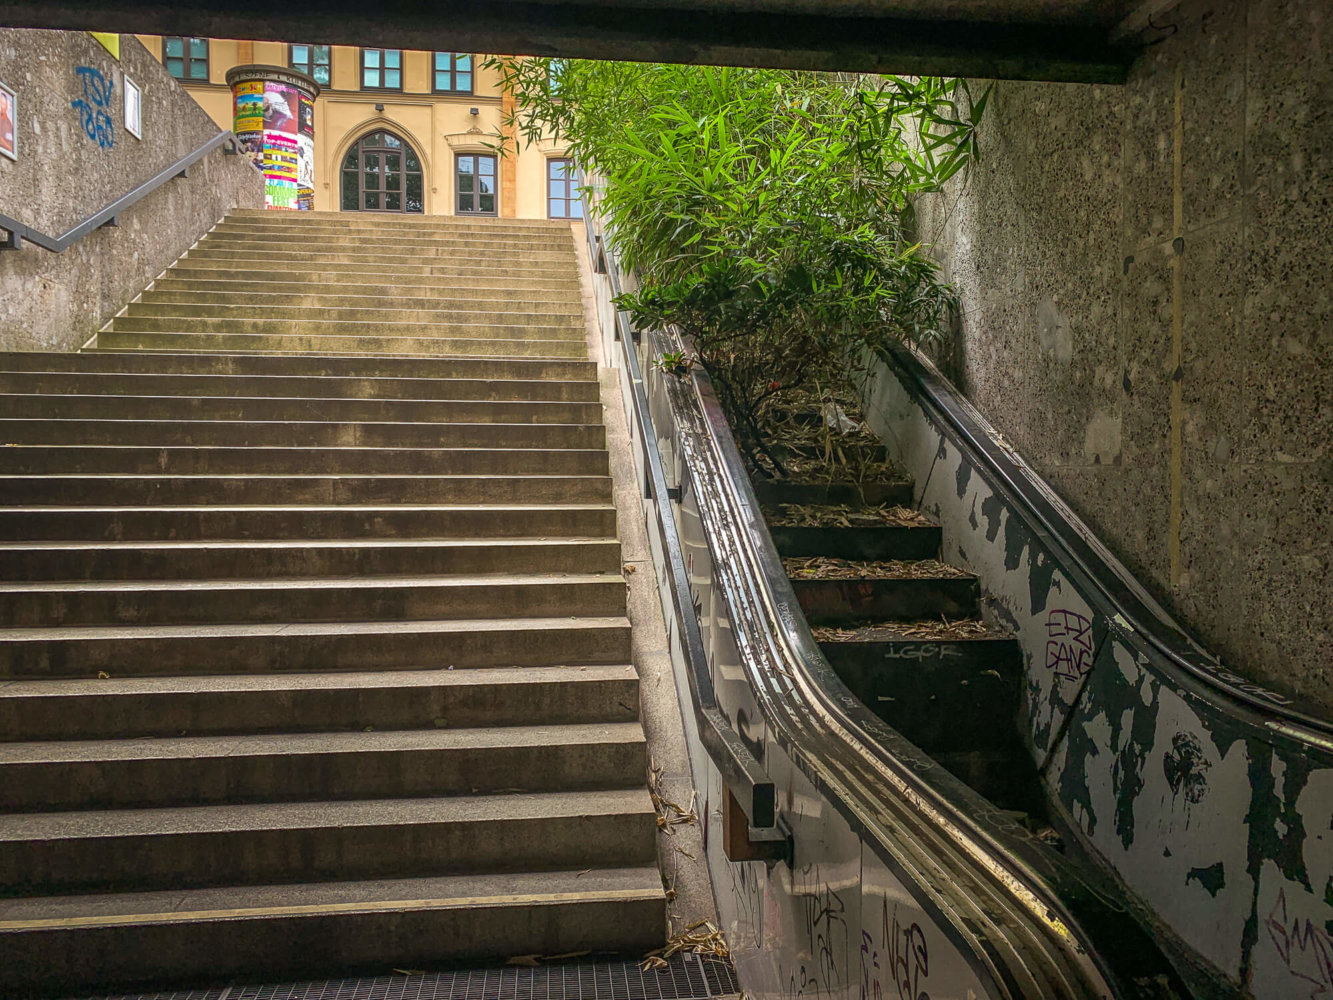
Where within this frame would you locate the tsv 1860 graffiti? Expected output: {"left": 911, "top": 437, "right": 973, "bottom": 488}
{"left": 72, "top": 65, "right": 114, "bottom": 149}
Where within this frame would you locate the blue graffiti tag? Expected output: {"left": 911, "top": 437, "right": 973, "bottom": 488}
{"left": 71, "top": 66, "right": 115, "bottom": 149}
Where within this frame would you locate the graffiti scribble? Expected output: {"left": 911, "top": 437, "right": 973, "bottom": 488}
{"left": 71, "top": 66, "right": 115, "bottom": 149}
{"left": 861, "top": 899, "right": 930, "bottom": 1000}
{"left": 1163, "top": 731, "right": 1211, "bottom": 808}
{"left": 1265, "top": 888, "right": 1333, "bottom": 998}
{"left": 788, "top": 867, "right": 846, "bottom": 999}
{"left": 1045, "top": 608, "right": 1093, "bottom": 682}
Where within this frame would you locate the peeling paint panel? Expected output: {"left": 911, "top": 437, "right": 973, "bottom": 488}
{"left": 861, "top": 346, "right": 1333, "bottom": 998}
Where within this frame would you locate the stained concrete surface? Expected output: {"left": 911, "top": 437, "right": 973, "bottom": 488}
{"left": 0, "top": 29, "right": 263, "bottom": 352}
{"left": 913, "top": 0, "right": 1332, "bottom": 710}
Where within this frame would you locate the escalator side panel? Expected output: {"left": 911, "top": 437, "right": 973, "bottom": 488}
{"left": 861, "top": 347, "right": 1333, "bottom": 1000}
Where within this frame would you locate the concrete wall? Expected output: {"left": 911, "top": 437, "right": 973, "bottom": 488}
{"left": 0, "top": 29, "right": 264, "bottom": 352}
{"left": 135, "top": 38, "right": 572, "bottom": 219}
{"left": 913, "top": 0, "right": 1332, "bottom": 711}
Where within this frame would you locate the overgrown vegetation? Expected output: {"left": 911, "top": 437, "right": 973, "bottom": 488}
{"left": 490, "top": 58, "right": 987, "bottom": 478}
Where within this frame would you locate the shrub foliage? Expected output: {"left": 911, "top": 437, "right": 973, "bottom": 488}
{"left": 491, "top": 59, "right": 988, "bottom": 476}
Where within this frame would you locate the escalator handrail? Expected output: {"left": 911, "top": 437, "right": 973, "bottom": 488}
{"left": 878, "top": 342, "right": 1333, "bottom": 750}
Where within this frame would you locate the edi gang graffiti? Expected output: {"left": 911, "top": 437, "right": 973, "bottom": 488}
{"left": 861, "top": 346, "right": 1333, "bottom": 1000}
{"left": 226, "top": 66, "right": 319, "bottom": 210}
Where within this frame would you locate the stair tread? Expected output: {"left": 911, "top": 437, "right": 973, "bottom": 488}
{"left": 0, "top": 614, "right": 629, "bottom": 642}
{"left": 0, "top": 472, "right": 611, "bottom": 479}
{"left": 0, "top": 503, "right": 614, "bottom": 512}
{"left": 0, "top": 571, "right": 621, "bottom": 593}
{"left": 0, "top": 721, "right": 646, "bottom": 765}
{"left": 0, "top": 664, "right": 636, "bottom": 699}
{"left": 0, "top": 788, "right": 654, "bottom": 841}
{"left": 0, "top": 537, "right": 618, "bottom": 551}
{"left": 0, "top": 866, "right": 664, "bottom": 928}
{"left": 1, "top": 444, "right": 605, "bottom": 453}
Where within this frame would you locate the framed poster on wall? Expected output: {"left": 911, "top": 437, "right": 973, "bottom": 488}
{"left": 123, "top": 75, "right": 141, "bottom": 139}
{"left": 0, "top": 82, "right": 16, "bottom": 161}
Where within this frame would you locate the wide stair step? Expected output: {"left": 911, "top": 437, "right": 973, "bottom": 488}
{"left": 1, "top": 213, "right": 665, "bottom": 993}
{"left": 0, "top": 723, "right": 648, "bottom": 811}
{"left": 0, "top": 664, "right": 640, "bottom": 740}
{"left": 0, "top": 868, "right": 665, "bottom": 995}
{"left": 0, "top": 789, "right": 656, "bottom": 894}
{"left": 0, "top": 615, "right": 632, "bottom": 677}
{"left": 0, "top": 537, "right": 623, "bottom": 579}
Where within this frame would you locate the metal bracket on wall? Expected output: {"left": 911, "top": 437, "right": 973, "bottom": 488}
{"left": 0, "top": 228, "right": 20, "bottom": 251}
{"left": 722, "top": 785, "right": 792, "bottom": 866}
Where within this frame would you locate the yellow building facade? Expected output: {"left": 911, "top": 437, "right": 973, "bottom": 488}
{"left": 137, "top": 36, "right": 577, "bottom": 219}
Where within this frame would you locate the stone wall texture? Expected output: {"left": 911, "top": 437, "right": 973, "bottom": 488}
{"left": 0, "top": 29, "right": 264, "bottom": 351}
{"left": 913, "top": 0, "right": 1331, "bottom": 710}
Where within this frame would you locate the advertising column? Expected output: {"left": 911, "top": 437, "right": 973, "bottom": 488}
{"left": 225, "top": 65, "right": 319, "bottom": 211}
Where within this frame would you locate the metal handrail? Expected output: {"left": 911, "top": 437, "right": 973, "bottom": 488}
{"left": 878, "top": 341, "right": 1333, "bottom": 745}
{"left": 0, "top": 130, "right": 238, "bottom": 252}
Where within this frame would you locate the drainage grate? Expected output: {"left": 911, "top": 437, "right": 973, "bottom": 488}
{"left": 71, "top": 955, "right": 739, "bottom": 1000}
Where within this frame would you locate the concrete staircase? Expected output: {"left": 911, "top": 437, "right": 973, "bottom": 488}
{"left": 0, "top": 212, "right": 665, "bottom": 996}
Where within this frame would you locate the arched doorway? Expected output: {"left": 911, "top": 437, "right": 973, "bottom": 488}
{"left": 340, "top": 130, "right": 424, "bottom": 213}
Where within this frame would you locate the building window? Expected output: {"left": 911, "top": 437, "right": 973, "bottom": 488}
{"left": 361, "top": 49, "right": 402, "bottom": 91}
{"left": 549, "top": 58, "right": 568, "bottom": 97}
{"left": 164, "top": 36, "right": 209, "bottom": 81}
{"left": 341, "top": 130, "right": 424, "bottom": 213}
{"left": 289, "top": 44, "right": 331, "bottom": 87}
{"left": 433, "top": 52, "right": 473, "bottom": 93}
{"left": 547, "top": 158, "right": 583, "bottom": 219}
{"left": 456, "top": 154, "right": 497, "bottom": 215}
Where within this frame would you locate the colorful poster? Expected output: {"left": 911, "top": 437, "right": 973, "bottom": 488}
{"left": 298, "top": 95, "right": 314, "bottom": 137}
{"left": 263, "top": 82, "right": 300, "bottom": 135}
{"left": 297, "top": 131, "right": 315, "bottom": 210}
{"left": 236, "top": 130, "right": 264, "bottom": 170}
{"left": 233, "top": 80, "right": 263, "bottom": 134}
{"left": 0, "top": 82, "right": 15, "bottom": 161}
{"left": 264, "top": 132, "right": 300, "bottom": 210}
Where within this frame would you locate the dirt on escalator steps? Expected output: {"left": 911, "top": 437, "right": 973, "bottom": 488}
{"left": 760, "top": 474, "right": 1046, "bottom": 821}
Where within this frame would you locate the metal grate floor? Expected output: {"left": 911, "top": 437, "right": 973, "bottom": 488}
{"left": 68, "top": 954, "right": 740, "bottom": 1000}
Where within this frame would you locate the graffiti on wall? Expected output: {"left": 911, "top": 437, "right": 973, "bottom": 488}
{"left": 1265, "top": 889, "right": 1333, "bottom": 999}
{"left": 1045, "top": 608, "right": 1094, "bottom": 683}
{"left": 861, "top": 898, "right": 931, "bottom": 1000}
{"left": 786, "top": 867, "right": 847, "bottom": 999}
{"left": 71, "top": 66, "right": 114, "bottom": 149}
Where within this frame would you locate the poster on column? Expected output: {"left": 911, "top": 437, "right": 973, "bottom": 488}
{"left": 264, "top": 133, "right": 299, "bottom": 210}
{"left": 262, "top": 82, "right": 301, "bottom": 210}
{"left": 297, "top": 94, "right": 315, "bottom": 210}
{"left": 233, "top": 80, "right": 264, "bottom": 168}
{"left": 263, "top": 82, "right": 300, "bottom": 135}
{"left": 297, "top": 133, "right": 315, "bottom": 210}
